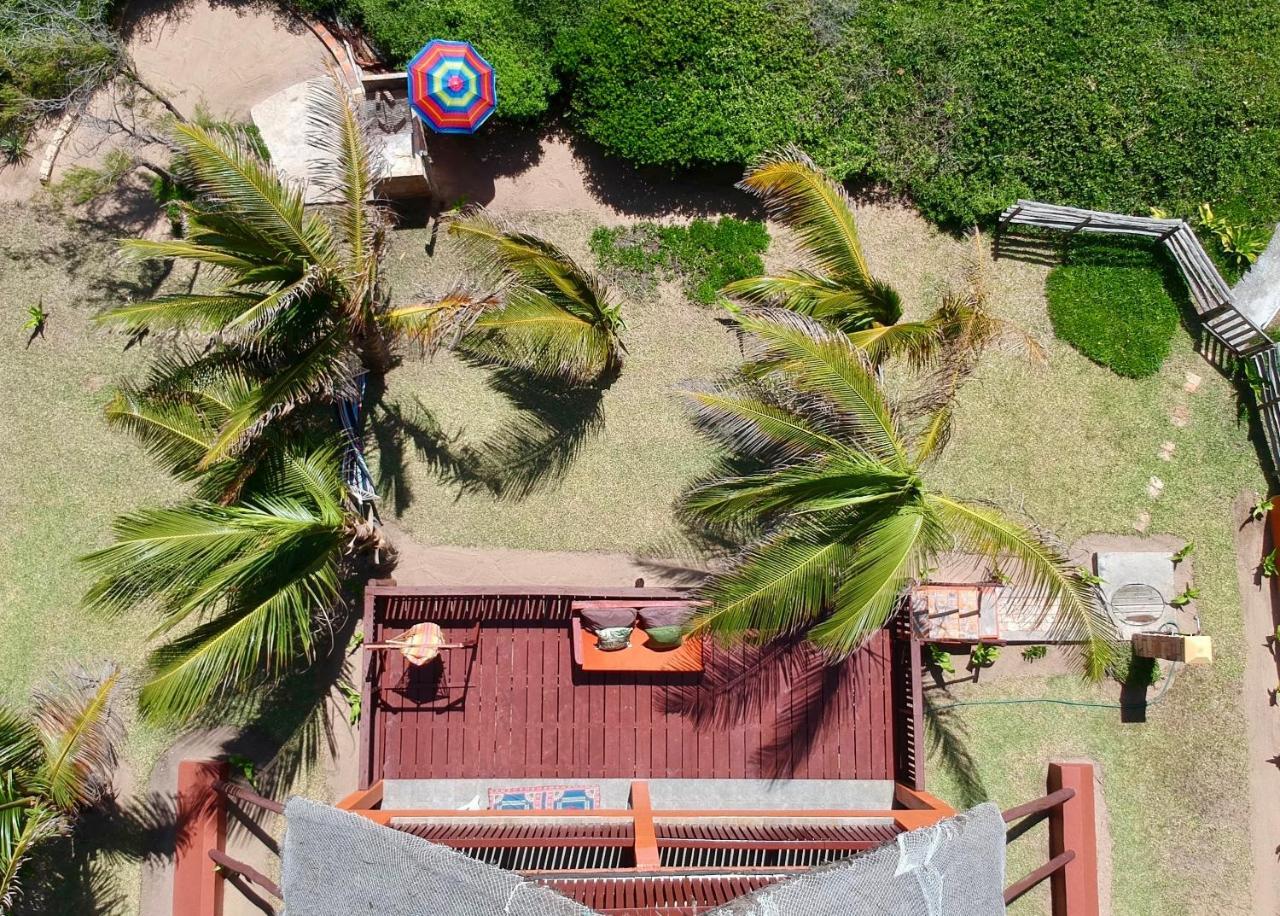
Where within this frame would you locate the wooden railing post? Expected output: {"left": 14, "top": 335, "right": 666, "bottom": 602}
{"left": 1047, "top": 761, "right": 1099, "bottom": 916}
{"left": 630, "top": 781, "right": 661, "bottom": 869}
{"left": 174, "top": 759, "right": 228, "bottom": 916}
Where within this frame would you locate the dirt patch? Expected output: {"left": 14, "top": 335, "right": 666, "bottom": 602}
{"left": 1231, "top": 488, "right": 1280, "bottom": 916}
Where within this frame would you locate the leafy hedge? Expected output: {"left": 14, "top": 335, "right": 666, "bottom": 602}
{"left": 327, "top": 0, "right": 559, "bottom": 120}
{"left": 591, "top": 217, "right": 769, "bottom": 305}
{"left": 321, "top": 0, "right": 1280, "bottom": 227}
{"left": 1045, "top": 239, "right": 1183, "bottom": 379}
{"left": 556, "top": 0, "right": 843, "bottom": 167}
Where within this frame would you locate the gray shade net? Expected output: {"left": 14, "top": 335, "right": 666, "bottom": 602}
{"left": 281, "top": 798, "right": 1006, "bottom": 915}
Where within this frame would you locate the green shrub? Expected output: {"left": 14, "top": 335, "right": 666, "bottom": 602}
{"left": 1108, "top": 647, "right": 1162, "bottom": 689}
{"left": 1045, "top": 239, "right": 1182, "bottom": 379}
{"left": 826, "top": 0, "right": 1280, "bottom": 226}
{"left": 556, "top": 0, "right": 842, "bottom": 167}
{"left": 342, "top": 0, "right": 558, "bottom": 120}
{"left": 590, "top": 217, "right": 768, "bottom": 305}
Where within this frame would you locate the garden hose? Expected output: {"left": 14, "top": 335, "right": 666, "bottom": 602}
{"left": 928, "top": 659, "right": 1181, "bottom": 712}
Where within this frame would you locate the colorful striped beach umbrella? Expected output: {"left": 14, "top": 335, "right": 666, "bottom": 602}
{"left": 406, "top": 39, "right": 497, "bottom": 134}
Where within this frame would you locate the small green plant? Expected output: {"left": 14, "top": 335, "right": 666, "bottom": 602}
{"left": 1197, "top": 203, "right": 1269, "bottom": 270}
{"left": 988, "top": 564, "right": 1011, "bottom": 586}
{"left": 1263, "top": 550, "right": 1279, "bottom": 578}
{"left": 1021, "top": 645, "right": 1048, "bottom": 662}
{"left": 1169, "top": 586, "right": 1201, "bottom": 607}
{"left": 225, "top": 753, "right": 258, "bottom": 788}
{"left": 338, "top": 679, "right": 362, "bottom": 725}
{"left": 591, "top": 218, "right": 769, "bottom": 305}
{"left": 1171, "top": 542, "right": 1195, "bottom": 565}
{"left": 926, "top": 643, "right": 955, "bottom": 675}
{"left": 0, "top": 132, "right": 29, "bottom": 165}
{"left": 22, "top": 301, "right": 47, "bottom": 334}
{"left": 969, "top": 643, "right": 1000, "bottom": 668}
{"left": 1251, "top": 497, "right": 1273, "bottom": 521}
{"left": 1076, "top": 567, "right": 1104, "bottom": 586}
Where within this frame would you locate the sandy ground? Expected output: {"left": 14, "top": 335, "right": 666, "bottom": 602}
{"left": 1232, "top": 490, "right": 1280, "bottom": 916}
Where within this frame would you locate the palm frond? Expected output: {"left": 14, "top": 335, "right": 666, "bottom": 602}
{"left": 806, "top": 506, "right": 937, "bottom": 654}
{"left": 683, "top": 454, "right": 917, "bottom": 526}
{"left": 31, "top": 669, "right": 120, "bottom": 813}
{"left": 927, "top": 495, "right": 1118, "bottom": 679}
{"left": 0, "top": 791, "right": 64, "bottom": 913}
{"left": 382, "top": 290, "right": 495, "bottom": 353}
{"left": 693, "top": 527, "right": 855, "bottom": 640}
{"left": 0, "top": 708, "right": 42, "bottom": 776}
{"left": 170, "top": 120, "right": 336, "bottom": 268}
{"left": 448, "top": 214, "right": 625, "bottom": 382}
{"left": 458, "top": 291, "right": 621, "bottom": 384}
{"left": 734, "top": 309, "right": 907, "bottom": 468}
{"left": 845, "top": 318, "right": 944, "bottom": 369}
{"left": 306, "top": 68, "right": 388, "bottom": 326}
{"left": 97, "top": 292, "right": 265, "bottom": 333}
{"left": 737, "top": 146, "right": 898, "bottom": 321}
{"left": 199, "top": 326, "right": 355, "bottom": 467}
{"left": 682, "top": 383, "right": 843, "bottom": 460}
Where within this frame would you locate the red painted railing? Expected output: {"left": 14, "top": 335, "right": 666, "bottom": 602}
{"left": 180, "top": 762, "right": 1099, "bottom": 916}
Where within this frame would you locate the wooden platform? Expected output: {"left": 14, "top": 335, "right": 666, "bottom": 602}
{"left": 360, "top": 588, "right": 909, "bottom": 786}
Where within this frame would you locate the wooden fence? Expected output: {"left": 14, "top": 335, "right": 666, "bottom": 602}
{"left": 997, "top": 200, "right": 1280, "bottom": 474}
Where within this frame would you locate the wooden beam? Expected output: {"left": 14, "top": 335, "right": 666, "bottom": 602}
{"left": 1048, "top": 761, "right": 1100, "bottom": 916}
{"left": 630, "top": 781, "right": 661, "bottom": 868}
{"left": 337, "top": 780, "right": 385, "bottom": 811}
{"left": 1132, "top": 632, "right": 1212, "bottom": 665}
{"left": 174, "top": 760, "right": 228, "bottom": 916}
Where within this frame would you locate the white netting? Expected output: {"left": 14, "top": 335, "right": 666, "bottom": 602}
{"left": 280, "top": 799, "right": 1007, "bottom": 915}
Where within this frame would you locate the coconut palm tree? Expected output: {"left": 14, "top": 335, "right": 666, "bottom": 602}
{"left": 724, "top": 147, "right": 950, "bottom": 366}
{"left": 682, "top": 309, "right": 1116, "bottom": 678}
{"left": 385, "top": 214, "right": 626, "bottom": 385}
{"left": 81, "top": 442, "right": 362, "bottom": 725}
{"left": 86, "top": 78, "right": 628, "bottom": 726}
{"left": 1, "top": 669, "right": 120, "bottom": 909}
{"left": 101, "top": 74, "right": 627, "bottom": 471}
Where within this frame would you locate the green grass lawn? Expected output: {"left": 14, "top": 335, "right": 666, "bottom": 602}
{"left": 0, "top": 200, "right": 185, "bottom": 911}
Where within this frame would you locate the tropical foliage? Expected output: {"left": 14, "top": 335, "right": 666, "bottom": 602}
{"left": 726, "top": 147, "right": 1039, "bottom": 384}
{"left": 86, "top": 75, "right": 626, "bottom": 725}
{"left": 0, "top": 669, "right": 120, "bottom": 910}
{"left": 681, "top": 309, "right": 1116, "bottom": 677}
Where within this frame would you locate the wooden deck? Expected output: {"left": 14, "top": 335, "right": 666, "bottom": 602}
{"left": 360, "top": 587, "right": 911, "bottom": 786}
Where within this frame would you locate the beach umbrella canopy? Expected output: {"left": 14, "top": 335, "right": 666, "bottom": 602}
{"left": 406, "top": 39, "right": 497, "bottom": 134}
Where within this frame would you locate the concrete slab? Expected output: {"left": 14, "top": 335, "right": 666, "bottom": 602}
{"left": 1233, "top": 222, "right": 1280, "bottom": 329}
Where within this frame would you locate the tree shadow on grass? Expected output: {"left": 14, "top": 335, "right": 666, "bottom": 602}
{"left": 457, "top": 365, "right": 614, "bottom": 500}
{"left": 923, "top": 693, "right": 989, "bottom": 809}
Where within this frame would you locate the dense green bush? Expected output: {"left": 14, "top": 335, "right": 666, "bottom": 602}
{"left": 1045, "top": 238, "right": 1183, "bottom": 379}
{"left": 556, "top": 0, "right": 843, "bottom": 166}
{"left": 555, "top": 0, "right": 1280, "bottom": 225}
{"left": 340, "top": 0, "right": 557, "bottom": 120}
{"left": 591, "top": 217, "right": 769, "bottom": 304}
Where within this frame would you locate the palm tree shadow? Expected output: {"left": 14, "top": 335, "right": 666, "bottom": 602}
{"left": 923, "top": 693, "right": 988, "bottom": 808}
{"left": 458, "top": 365, "right": 616, "bottom": 500}
{"left": 368, "top": 392, "right": 481, "bottom": 515}
{"left": 658, "top": 638, "right": 845, "bottom": 779}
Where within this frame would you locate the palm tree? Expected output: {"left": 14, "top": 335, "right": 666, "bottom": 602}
{"left": 86, "top": 78, "right": 628, "bottom": 727}
{"left": 724, "top": 146, "right": 949, "bottom": 365}
{"left": 101, "top": 75, "right": 627, "bottom": 470}
{"left": 386, "top": 214, "right": 627, "bottom": 385}
{"left": 1, "top": 669, "right": 120, "bottom": 909}
{"left": 681, "top": 309, "right": 1116, "bottom": 678}
{"left": 82, "top": 443, "right": 360, "bottom": 725}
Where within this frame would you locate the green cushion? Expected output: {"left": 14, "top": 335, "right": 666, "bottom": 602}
{"left": 595, "top": 626, "right": 632, "bottom": 651}
{"left": 644, "top": 625, "right": 685, "bottom": 649}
